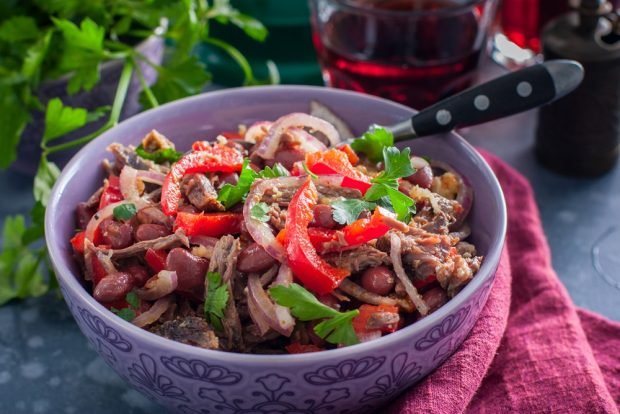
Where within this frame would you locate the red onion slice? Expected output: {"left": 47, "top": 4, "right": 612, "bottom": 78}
{"left": 84, "top": 199, "right": 149, "bottom": 243}
{"left": 247, "top": 273, "right": 294, "bottom": 336}
{"left": 272, "top": 263, "right": 293, "bottom": 287}
{"left": 244, "top": 121, "right": 272, "bottom": 144}
{"left": 135, "top": 270, "right": 178, "bottom": 301}
{"left": 132, "top": 295, "right": 173, "bottom": 328}
{"left": 430, "top": 160, "right": 473, "bottom": 230}
{"left": 288, "top": 128, "right": 328, "bottom": 154}
{"left": 120, "top": 165, "right": 141, "bottom": 200}
{"left": 256, "top": 113, "right": 340, "bottom": 159}
{"left": 390, "top": 233, "right": 429, "bottom": 316}
{"left": 243, "top": 176, "right": 306, "bottom": 263}
{"left": 136, "top": 170, "right": 166, "bottom": 186}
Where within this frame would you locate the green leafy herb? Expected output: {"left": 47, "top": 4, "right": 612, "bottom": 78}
{"left": 135, "top": 144, "right": 183, "bottom": 164}
{"left": 34, "top": 158, "right": 61, "bottom": 206}
{"left": 204, "top": 271, "right": 229, "bottom": 332}
{"left": 113, "top": 203, "right": 137, "bottom": 221}
{"left": 351, "top": 126, "right": 394, "bottom": 163}
{"left": 111, "top": 307, "right": 136, "bottom": 322}
{"left": 330, "top": 199, "right": 377, "bottom": 225}
{"left": 250, "top": 202, "right": 270, "bottom": 223}
{"left": 218, "top": 160, "right": 289, "bottom": 209}
{"left": 0, "top": 215, "right": 49, "bottom": 306}
{"left": 111, "top": 292, "right": 140, "bottom": 322}
{"left": 364, "top": 147, "right": 417, "bottom": 222}
{"left": 218, "top": 159, "right": 258, "bottom": 208}
{"left": 269, "top": 283, "right": 359, "bottom": 346}
{"left": 0, "top": 16, "right": 40, "bottom": 42}
{"left": 125, "top": 292, "right": 140, "bottom": 309}
{"left": 258, "top": 163, "right": 289, "bottom": 178}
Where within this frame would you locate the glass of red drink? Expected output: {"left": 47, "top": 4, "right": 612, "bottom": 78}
{"left": 309, "top": 0, "right": 499, "bottom": 109}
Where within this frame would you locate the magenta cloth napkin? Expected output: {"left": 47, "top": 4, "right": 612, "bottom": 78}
{"left": 387, "top": 150, "right": 620, "bottom": 414}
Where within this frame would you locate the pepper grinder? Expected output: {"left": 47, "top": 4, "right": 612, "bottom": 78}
{"left": 536, "top": 0, "right": 620, "bottom": 176}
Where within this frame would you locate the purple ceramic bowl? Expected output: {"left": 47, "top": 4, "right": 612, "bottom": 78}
{"left": 45, "top": 86, "right": 506, "bottom": 413}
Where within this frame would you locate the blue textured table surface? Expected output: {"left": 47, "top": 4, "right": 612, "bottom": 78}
{"left": 0, "top": 64, "right": 618, "bottom": 414}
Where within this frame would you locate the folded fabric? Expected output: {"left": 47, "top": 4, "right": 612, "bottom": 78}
{"left": 387, "top": 150, "right": 620, "bottom": 414}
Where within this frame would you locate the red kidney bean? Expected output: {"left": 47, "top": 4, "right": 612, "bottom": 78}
{"left": 268, "top": 148, "right": 305, "bottom": 170}
{"left": 125, "top": 265, "right": 150, "bottom": 287}
{"left": 75, "top": 203, "right": 93, "bottom": 229}
{"left": 422, "top": 288, "right": 448, "bottom": 313}
{"left": 136, "top": 206, "right": 171, "bottom": 227}
{"left": 166, "top": 248, "right": 209, "bottom": 292}
{"left": 405, "top": 165, "right": 434, "bottom": 189}
{"left": 317, "top": 294, "right": 340, "bottom": 310}
{"left": 99, "top": 219, "right": 133, "bottom": 249}
{"left": 237, "top": 243, "right": 277, "bottom": 273}
{"left": 310, "top": 204, "right": 338, "bottom": 229}
{"left": 93, "top": 272, "right": 133, "bottom": 303}
{"left": 361, "top": 266, "right": 396, "bottom": 296}
{"left": 135, "top": 224, "right": 170, "bottom": 242}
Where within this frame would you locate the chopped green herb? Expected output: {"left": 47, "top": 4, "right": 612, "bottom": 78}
{"left": 330, "top": 199, "right": 377, "bottom": 225}
{"left": 125, "top": 292, "right": 139, "bottom": 308}
{"left": 113, "top": 203, "right": 137, "bottom": 221}
{"left": 269, "top": 283, "right": 359, "bottom": 346}
{"left": 250, "top": 202, "right": 270, "bottom": 223}
{"left": 218, "top": 159, "right": 258, "bottom": 208}
{"left": 259, "top": 163, "right": 289, "bottom": 178}
{"left": 364, "top": 147, "right": 417, "bottom": 222}
{"left": 135, "top": 144, "right": 183, "bottom": 164}
{"left": 111, "top": 307, "right": 136, "bottom": 322}
{"left": 351, "top": 126, "right": 394, "bottom": 163}
{"left": 204, "top": 271, "right": 229, "bottom": 332}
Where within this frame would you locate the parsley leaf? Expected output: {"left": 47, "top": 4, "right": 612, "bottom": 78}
{"left": 42, "top": 98, "right": 88, "bottom": 144}
{"left": 113, "top": 203, "right": 137, "bottom": 221}
{"left": 141, "top": 56, "right": 211, "bottom": 108}
{"left": 259, "top": 163, "right": 289, "bottom": 178}
{"left": 250, "top": 202, "right": 270, "bottom": 223}
{"left": 218, "top": 159, "right": 258, "bottom": 208}
{"left": 125, "top": 292, "right": 140, "bottom": 309}
{"left": 34, "top": 158, "right": 61, "bottom": 206}
{"left": 373, "top": 147, "right": 415, "bottom": 184}
{"left": 111, "top": 307, "right": 136, "bottom": 322}
{"left": 135, "top": 144, "right": 183, "bottom": 164}
{"left": 0, "top": 16, "right": 40, "bottom": 42}
{"left": 269, "top": 283, "right": 360, "bottom": 346}
{"left": 330, "top": 199, "right": 377, "bottom": 225}
{"left": 204, "top": 271, "right": 229, "bottom": 332}
{"left": 351, "top": 126, "right": 394, "bottom": 163}
{"left": 365, "top": 147, "right": 417, "bottom": 222}
{"left": 0, "top": 86, "right": 30, "bottom": 169}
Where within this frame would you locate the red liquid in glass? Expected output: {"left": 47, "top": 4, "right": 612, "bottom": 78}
{"left": 500, "top": 0, "right": 620, "bottom": 53}
{"left": 312, "top": 0, "right": 487, "bottom": 109}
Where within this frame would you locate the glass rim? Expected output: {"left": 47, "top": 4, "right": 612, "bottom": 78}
{"left": 314, "top": 0, "right": 491, "bottom": 18}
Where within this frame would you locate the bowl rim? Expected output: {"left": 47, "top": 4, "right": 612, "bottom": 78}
{"left": 45, "top": 85, "right": 507, "bottom": 365}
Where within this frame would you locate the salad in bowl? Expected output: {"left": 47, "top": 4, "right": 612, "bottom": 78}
{"left": 69, "top": 111, "right": 482, "bottom": 354}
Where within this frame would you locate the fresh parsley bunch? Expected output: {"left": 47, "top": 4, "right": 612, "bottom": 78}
{"left": 0, "top": 0, "right": 271, "bottom": 305}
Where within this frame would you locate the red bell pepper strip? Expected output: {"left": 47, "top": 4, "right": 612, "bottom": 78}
{"left": 145, "top": 248, "right": 167, "bottom": 273}
{"left": 352, "top": 304, "right": 400, "bottom": 335}
{"left": 161, "top": 144, "right": 244, "bottom": 215}
{"left": 308, "top": 208, "right": 393, "bottom": 253}
{"left": 285, "top": 342, "right": 323, "bottom": 354}
{"left": 305, "top": 149, "right": 371, "bottom": 194}
{"left": 99, "top": 176, "right": 123, "bottom": 210}
{"left": 283, "top": 178, "right": 350, "bottom": 295}
{"left": 70, "top": 231, "right": 86, "bottom": 255}
{"left": 174, "top": 212, "right": 242, "bottom": 237}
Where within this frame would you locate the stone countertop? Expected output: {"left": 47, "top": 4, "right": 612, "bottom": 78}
{"left": 0, "top": 64, "right": 618, "bottom": 414}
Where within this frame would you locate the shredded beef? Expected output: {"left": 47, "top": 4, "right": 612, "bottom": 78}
{"left": 150, "top": 316, "right": 219, "bottom": 350}
{"left": 324, "top": 246, "right": 390, "bottom": 273}
{"left": 181, "top": 173, "right": 224, "bottom": 212}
